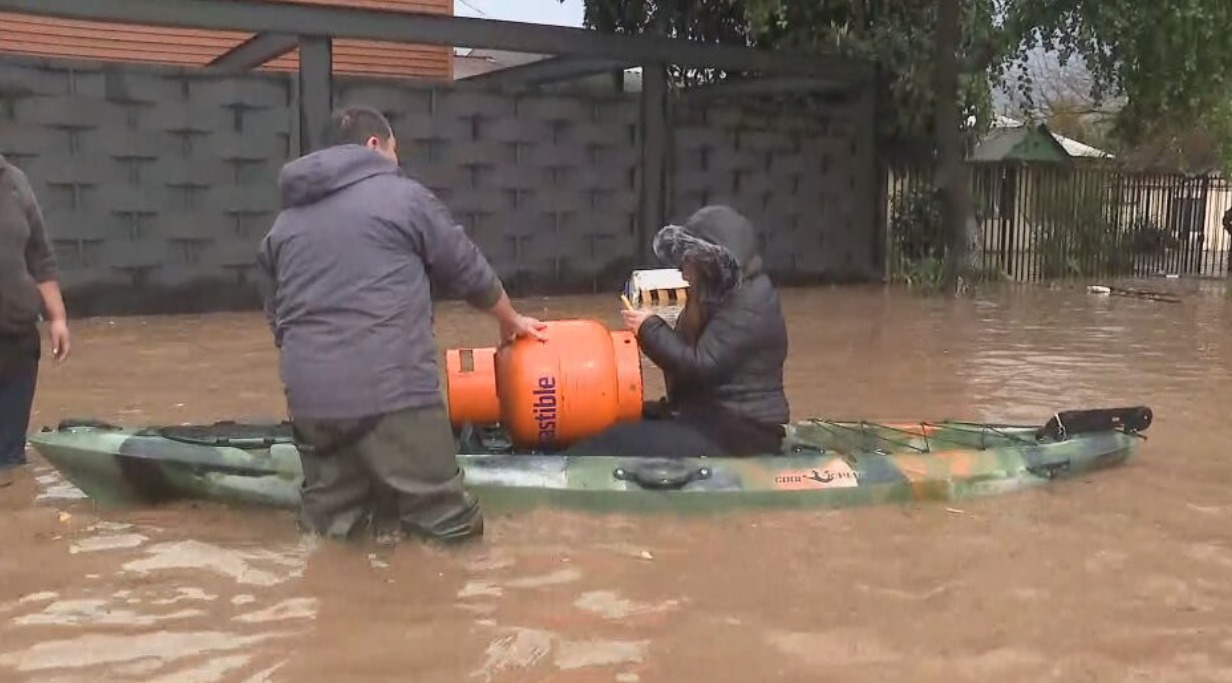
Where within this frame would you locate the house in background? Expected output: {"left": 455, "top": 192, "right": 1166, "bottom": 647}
{"left": 0, "top": 0, "right": 454, "bottom": 79}
{"left": 0, "top": 1, "right": 640, "bottom": 90}
{"left": 965, "top": 116, "right": 1113, "bottom": 262}
{"left": 889, "top": 115, "right": 1232, "bottom": 278}
{"left": 974, "top": 116, "right": 1232, "bottom": 278}
{"left": 452, "top": 48, "right": 549, "bottom": 80}
{"left": 986, "top": 115, "right": 1112, "bottom": 160}
{"left": 452, "top": 47, "right": 641, "bottom": 92}
{"left": 886, "top": 117, "right": 1111, "bottom": 261}
{"left": 887, "top": 117, "right": 1120, "bottom": 277}
{"left": 1113, "top": 129, "right": 1232, "bottom": 275}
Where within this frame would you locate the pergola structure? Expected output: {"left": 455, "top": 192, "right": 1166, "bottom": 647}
{"left": 0, "top": 0, "right": 877, "bottom": 256}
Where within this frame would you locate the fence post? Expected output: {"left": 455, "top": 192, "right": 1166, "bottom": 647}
{"left": 637, "top": 63, "right": 669, "bottom": 265}
{"left": 297, "top": 35, "right": 333, "bottom": 156}
{"left": 869, "top": 69, "right": 890, "bottom": 282}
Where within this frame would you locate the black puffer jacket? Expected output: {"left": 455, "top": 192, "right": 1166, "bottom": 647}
{"left": 637, "top": 206, "right": 791, "bottom": 453}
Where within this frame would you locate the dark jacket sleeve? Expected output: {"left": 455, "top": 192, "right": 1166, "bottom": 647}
{"left": 636, "top": 302, "right": 759, "bottom": 387}
{"left": 14, "top": 169, "right": 58, "bottom": 284}
{"left": 404, "top": 183, "right": 503, "bottom": 310}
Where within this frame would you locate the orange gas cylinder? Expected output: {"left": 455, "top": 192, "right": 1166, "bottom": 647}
{"left": 443, "top": 319, "right": 644, "bottom": 450}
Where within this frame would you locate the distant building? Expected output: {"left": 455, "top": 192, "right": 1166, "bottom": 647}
{"left": 451, "top": 47, "right": 642, "bottom": 92}
{"left": 0, "top": 0, "right": 454, "bottom": 80}
{"left": 452, "top": 48, "right": 551, "bottom": 80}
{"left": 987, "top": 116, "right": 1113, "bottom": 160}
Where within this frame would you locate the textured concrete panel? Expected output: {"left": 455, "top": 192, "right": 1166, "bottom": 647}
{"left": 334, "top": 77, "right": 643, "bottom": 292}
{"left": 670, "top": 88, "right": 878, "bottom": 284}
{"left": 0, "top": 58, "right": 292, "bottom": 314}
{"left": 1, "top": 56, "right": 878, "bottom": 316}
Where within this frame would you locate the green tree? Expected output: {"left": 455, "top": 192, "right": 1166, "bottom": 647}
{"left": 1006, "top": 0, "right": 1232, "bottom": 174}
{"left": 572, "top": 0, "right": 756, "bottom": 87}
{"left": 570, "top": 0, "right": 1232, "bottom": 288}
{"left": 569, "top": 0, "right": 999, "bottom": 289}
{"left": 738, "top": 0, "right": 1232, "bottom": 166}
{"left": 570, "top": 0, "right": 999, "bottom": 141}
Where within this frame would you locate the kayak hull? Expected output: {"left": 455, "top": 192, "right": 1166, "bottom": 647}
{"left": 25, "top": 409, "right": 1150, "bottom": 514}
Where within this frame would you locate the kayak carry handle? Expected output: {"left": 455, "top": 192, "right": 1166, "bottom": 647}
{"left": 1035, "top": 406, "right": 1153, "bottom": 441}
{"left": 614, "top": 461, "right": 712, "bottom": 491}
{"left": 53, "top": 418, "right": 123, "bottom": 431}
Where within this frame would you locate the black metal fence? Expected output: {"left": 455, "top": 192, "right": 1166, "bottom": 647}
{"left": 886, "top": 159, "right": 1232, "bottom": 282}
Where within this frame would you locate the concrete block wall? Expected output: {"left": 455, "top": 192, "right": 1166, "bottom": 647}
{"left": 0, "top": 55, "right": 878, "bottom": 316}
{"left": 0, "top": 58, "right": 292, "bottom": 315}
{"left": 333, "top": 77, "right": 643, "bottom": 293}
{"left": 670, "top": 88, "right": 879, "bottom": 282}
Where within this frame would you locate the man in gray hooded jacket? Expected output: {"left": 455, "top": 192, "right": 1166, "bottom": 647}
{"left": 257, "top": 106, "right": 545, "bottom": 543}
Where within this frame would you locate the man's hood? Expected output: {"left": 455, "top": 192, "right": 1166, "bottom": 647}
{"left": 278, "top": 144, "right": 401, "bottom": 209}
{"left": 652, "top": 205, "right": 763, "bottom": 302}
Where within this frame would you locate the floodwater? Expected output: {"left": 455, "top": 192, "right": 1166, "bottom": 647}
{"left": 2, "top": 281, "right": 1232, "bottom": 682}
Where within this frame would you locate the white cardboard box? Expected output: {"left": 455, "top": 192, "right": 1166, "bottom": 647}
{"left": 622, "top": 268, "right": 689, "bottom": 327}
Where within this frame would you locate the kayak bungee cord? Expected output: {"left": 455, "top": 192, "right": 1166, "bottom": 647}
{"left": 804, "top": 419, "right": 1038, "bottom": 455}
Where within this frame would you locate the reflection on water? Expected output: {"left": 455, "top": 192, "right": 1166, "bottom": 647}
{"left": 572, "top": 590, "right": 682, "bottom": 620}
{"left": 458, "top": 551, "right": 666, "bottom": 682}
{"left": 121, "top": 539, "right": 313, "bottom": 588}
{"left": 4, "top": 281, "right": 1232, "bottom": 681}
{"left": 32, "top": 465, "right": 88, "bottom": 504}
{"left": 12, "top": 596, "right": 205, "bottom": 628}
{"left": 473, "top": 628, "right": 648, "bottom": 680}
{"left": 0, "top": 524, "right": 315, "bottom": 681}
{"left": 0, "top": 630, "right": 281, "bottom": 677}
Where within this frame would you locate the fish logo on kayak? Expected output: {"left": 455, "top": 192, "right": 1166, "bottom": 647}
{"left": 806, "top": 469, "right": 834, "bottom": 483}
{"left": 773, "top": 465, "right": 860, "bottom": 490}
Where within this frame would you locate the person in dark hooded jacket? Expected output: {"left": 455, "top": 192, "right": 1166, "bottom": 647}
{"left": 0, "top": 154, "right": 71, "bottom": 487}
{"left": 565, "top": 205, "right": 791, "bottom": 458}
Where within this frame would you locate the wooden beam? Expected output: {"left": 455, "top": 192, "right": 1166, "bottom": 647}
{"left": 206, "top": 32, "right": 298, "bottom": 73}
{"left": 0, "top": 0, "right": 874, "bottom": 80}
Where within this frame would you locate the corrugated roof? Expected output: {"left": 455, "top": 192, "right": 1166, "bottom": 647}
{"left": 994, "top": 115, "right": 1114, "bottom": 159}
{"left": 971, "top": 121, "right": 1074, "bottom": 163}
{"left": 970, "top": 127, "right": 1030, "bottom": 162}
{"left": 0, "top": 0, "right": 453, "bottom": 79}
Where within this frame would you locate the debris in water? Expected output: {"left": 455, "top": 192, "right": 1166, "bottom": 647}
{"left": 70, "top": 533, "right": 148, "bottom": 554}
{"left": 366, "top": 554, "right": 390, "bottom": 570}
{"left": 1086, "top": 284, "right": 1181, "bottom": 303}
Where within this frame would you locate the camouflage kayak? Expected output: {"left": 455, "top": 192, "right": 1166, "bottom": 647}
{"left": 26, "top": 406, "right": 1151, "bottom": 514}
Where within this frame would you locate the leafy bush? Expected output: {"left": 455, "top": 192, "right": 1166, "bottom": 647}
{"left": 888, "top": 184, "right": 1004, "bottom": 291}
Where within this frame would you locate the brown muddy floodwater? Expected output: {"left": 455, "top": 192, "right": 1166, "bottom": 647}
{"left": 2, "top": 281, "right": 1232, "bottom": 682}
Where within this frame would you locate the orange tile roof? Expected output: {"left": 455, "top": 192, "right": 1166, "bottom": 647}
{"left": 0, "top": 0, "right": 454, "bottom": 79}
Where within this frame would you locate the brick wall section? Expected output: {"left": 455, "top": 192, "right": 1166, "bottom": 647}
{"left": 0, "top": 57, "right": 878, "bottom": 316}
